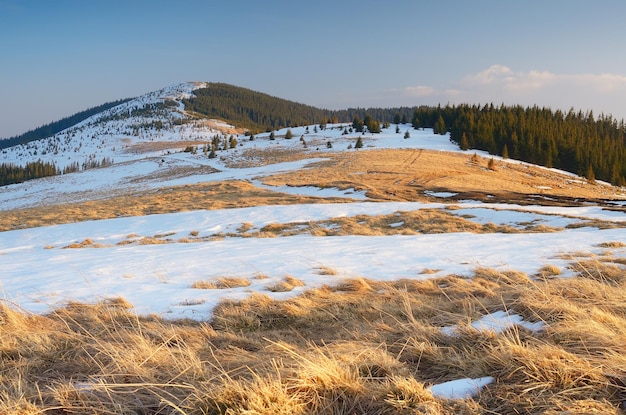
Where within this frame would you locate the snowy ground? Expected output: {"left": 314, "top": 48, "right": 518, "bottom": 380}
{"left": 2, "top": 82, "right": 626, "bottom": 397}
{"left": 0, "top": 87, "right": 625, "bottom": 319}
{"left": 1, "top": 199, "right": 625, "bottom": 321}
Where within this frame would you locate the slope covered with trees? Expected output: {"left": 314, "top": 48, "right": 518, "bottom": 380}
{"left": 0, "top": 161, "right": 59, "bottom": 186}
{"left": 410, "top": 104, "right": 626, "bottom": 186}
{"left": 0, "top": 98, "right": 132, "bottom": 149}
{"left": 182, "top": 83, "right": 341, "bottom": 133}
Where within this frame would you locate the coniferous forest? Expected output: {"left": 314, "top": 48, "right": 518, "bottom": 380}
{"left": 0, "top": 161, "right": 59, "bottom": 186}
{"left": 183, "top": 84, "right": 625, "bottom": 185}
{"left": 0, "top": 98, "right": 132, "bottom": 150}
{"left": 410, "top": 104, "right": 626, "bottom": 186}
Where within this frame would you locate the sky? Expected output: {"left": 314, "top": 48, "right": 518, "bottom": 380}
{"left": 2, "top": 0, "right": 626, "bottom": 138}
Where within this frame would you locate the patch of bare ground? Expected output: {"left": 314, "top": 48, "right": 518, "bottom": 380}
{"left": 191, "top": 277, "right": 251, "bottom": 290}
{"left": 2, "top": 149, "right": 624, "bottom": 232}
{"left": 251, "top": 209, "right": 523, "bottom": 238}
{"left": 224, "top": 146, "right": 311, "bottom": 168}
{"left": 2, "top": 257, "right": 626, "bottom": 414}
{"left": 259, "top": 149, "right": 624, "bottom": 202}
{"left": 265, "top": 275, "right": 306, "bottom": 293}
{"left": 0, "top": 180, "right": 350, "bottom": 232}
{"left": 123, "top": 140, "right": 214, "bottom": 155}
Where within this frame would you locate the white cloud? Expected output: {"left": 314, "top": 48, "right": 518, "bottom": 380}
{"left": 463, "top": 64, "right": 515, "bottom": 85}
{"left": 404, "top": 85, "right": 437, "bottom": 97}
{"left": 398, "top": 65, "right": 626, "bottom": 119}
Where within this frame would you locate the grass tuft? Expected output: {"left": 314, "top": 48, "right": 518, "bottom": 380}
{"left": 3, "top": 260, "right": 626, "bottom": 413}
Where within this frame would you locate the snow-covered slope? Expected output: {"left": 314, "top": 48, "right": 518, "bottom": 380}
{"left": 0, "top": 82, "right": 223, "bottom": 171}
{"left": 0, "top": 82, "right": 625, "bottom": 321}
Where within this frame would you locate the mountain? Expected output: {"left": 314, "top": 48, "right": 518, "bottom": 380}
{"left": 1, "top": 81, "right": 626, "bottom": 187}
{"left": 0, "top": 98, "right": 132, "bottom": 149}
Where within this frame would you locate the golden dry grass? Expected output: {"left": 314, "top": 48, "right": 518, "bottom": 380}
{"left": 191, "top": 277, "right": 251, "bottom": 290}
{"left": 259, "top": 149, "right": 624, "bottom": 201}
{"left": 0, "top": 180, "right": 350, "bottom": 232}
{"left": 2, "top": 145, "right": 626, "bottom": 414}
{"left": 2, "top": 260, "right": 625, "bottom": 414}
{"left": 265, "top": 275, "right": 306, "bottom": 293}
{"left": 1, "top": 148, "right": 623, "bottom": 233}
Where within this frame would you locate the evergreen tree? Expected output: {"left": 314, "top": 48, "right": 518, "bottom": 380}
{"left": 434, "top": 115, "right": 446, "bottom": 135}
{"left": 355, "top": 136, "right": 363, "bottom": 149}
{"left": 352, "top": 116, "right": 364, "bottom": 133}
{"left": 459, "top": 132, "right": 470, "bottom": 151}
{"left": 586, "top": 164, "right": 596, "bottom": 183}
{"left": 285, "top": 129, "right": 293, "bottom": 139}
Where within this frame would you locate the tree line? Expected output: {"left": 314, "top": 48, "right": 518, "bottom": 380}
{"left": 182, "top": 83, "right": 419, "bottom": 133}
{"left": 3, "top": 81, "right": 625, "bottom": 187}
{"left": 410, "top": 104, "right": 626, "bottom": 186}
{"left": 0, "top": 161, "right": 59, "bottom": 186}
{"left": 0, "top": 98, "right": 132, "bottom": 149}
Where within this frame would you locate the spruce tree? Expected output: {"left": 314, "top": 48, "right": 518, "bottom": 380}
{"left": 459, "top": 133, "right": 470, "bottom": 151}
{"left": 502, "top": 144, "right": 509, "bottom": 159}
{"left": 434, "top": 115, "right": 446, "bottom": 135}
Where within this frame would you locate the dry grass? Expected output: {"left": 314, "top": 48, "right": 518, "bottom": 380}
{"left": 1, "top": 148, "right": 623, "bottom": 233}
{"left": 259, "top": 149, "right": 623, "bottom": 202}
{"left": 191, "top": 277, "right": 251, "bottom": 290}
{"left": 2, "top": 259, "right": 626, "bottom": 414}
{"left": 534, "top": 264, "right": 563, "bottom": 280}
{"left": 2, "top": 145, "right": 626, "bottom": 413}
{"left": 265, "top": 275, "right": 306, "bottom": 292}
{"left": 0, "top": 180, "right": 350, "bottom": 232}
{"left": 316, "top": 265, "right": 339, "bottom": 275}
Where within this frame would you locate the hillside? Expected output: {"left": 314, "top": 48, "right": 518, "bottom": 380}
{"left": 0, "top": 97, "right": 132, "bottom": 148}
{"left": 1, "top": 82, "right": 626, "bottom": 414}
{"left": 3, "top": 82, "right": 625, "bottom": 187}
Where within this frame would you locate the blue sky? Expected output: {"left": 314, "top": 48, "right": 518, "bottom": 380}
{"left": 2, "top": 0, "right": 626, "bottom": 138}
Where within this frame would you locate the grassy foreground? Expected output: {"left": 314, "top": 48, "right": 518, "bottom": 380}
{"left": 1, "top": 259, "right": 625, "bottom": 414}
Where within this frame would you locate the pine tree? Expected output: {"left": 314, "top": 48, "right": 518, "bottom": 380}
{"left": 434, "top": 115, "right": 446, "bottom": 135}
{"left": 460, "top": 133, "right": 470, "bottom": 151}
{"left": 586, "top": 164, "right": 596, "bottom": 183}
{"left": 355, "top": 136, "right": 363, "bottom": 149}
{"left": 285, "top": 129, "right": 293, "bottom": 139}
